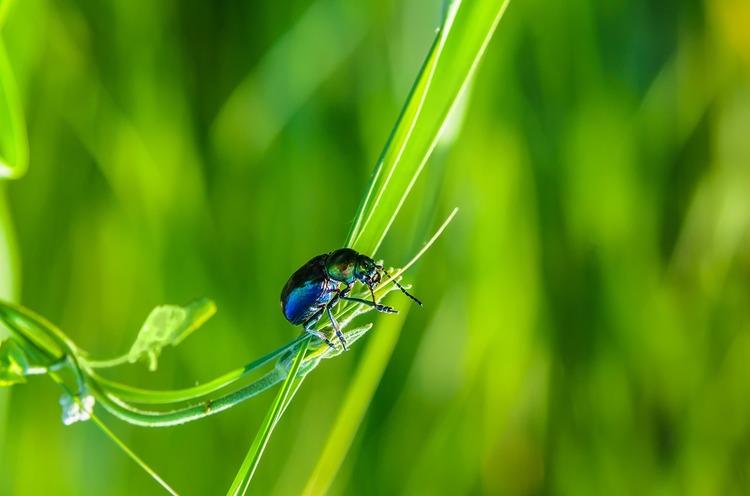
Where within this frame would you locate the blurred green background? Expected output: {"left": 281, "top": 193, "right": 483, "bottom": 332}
{"left": 2, "top": 0, "right": 750, "bottom": 494}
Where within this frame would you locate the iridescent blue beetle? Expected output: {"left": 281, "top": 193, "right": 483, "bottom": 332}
{"left": 280, "top": 248, "right": 422, "bottom": 350}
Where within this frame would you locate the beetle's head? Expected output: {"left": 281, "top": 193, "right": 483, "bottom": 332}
{"left": 353, "top": 254, "right": 381, "bottom": 289}
{"left": 329, "top": 248, "right": 423, "bottom": 307}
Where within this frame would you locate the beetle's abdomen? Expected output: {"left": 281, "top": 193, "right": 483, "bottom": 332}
{"left": 282, "top": 280, "right": 326, "bottom": 324}
{"left": 280, "top": 254, "right": 337, "bottom": 325}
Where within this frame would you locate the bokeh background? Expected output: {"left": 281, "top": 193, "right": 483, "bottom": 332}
{"left": 2, "top": 0, "right": 750, "bottom": 494}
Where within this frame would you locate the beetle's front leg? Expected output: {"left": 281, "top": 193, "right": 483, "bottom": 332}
{"left": 339, "top": 294, "right": 398, "bottom": 314}
{"left": 338, "top": 283, "right": 390, "bottom": 311}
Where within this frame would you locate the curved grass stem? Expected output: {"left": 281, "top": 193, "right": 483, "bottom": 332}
{"left": 84, "top": 335, "right": 308, "bottom": 404}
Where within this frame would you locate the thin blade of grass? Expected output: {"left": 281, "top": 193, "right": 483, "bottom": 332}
{"left": 87, "top": 413, "right": 180, "bottom": 496}
{"left": 301, "top": 307, "right": 408, "bottom": 496}
{"left": 0, "top": 37, "right": 28, "bottom": 180}
{"left": 227, "top": 336, "right": 310, "bottom": 496}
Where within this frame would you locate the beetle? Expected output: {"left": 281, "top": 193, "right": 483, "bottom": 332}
{"left": 280, "top": 248, "right": 422, "bottom": 350}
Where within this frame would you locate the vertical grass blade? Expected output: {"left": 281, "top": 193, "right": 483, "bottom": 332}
{"left": 318, "top": 0, "right": 511, "bottom": 491}
{"left": 0, "top": 38, "right": 28, "bottom": 180}
{"left": 345, "top": 0, "right": 511, "bottom": 255}
{"left": 301, "top": 310, "right": 407, "bottom": 496}
{"left": 227, "top": 337, "right": 310, "bottom": 496}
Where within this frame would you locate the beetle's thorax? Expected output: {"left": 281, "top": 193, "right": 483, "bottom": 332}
{"left": 325, "top": 248, "right": 359, "bottom": 283}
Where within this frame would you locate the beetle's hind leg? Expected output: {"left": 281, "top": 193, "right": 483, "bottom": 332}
{"left": 302, "top": 308, "right": 336, "bottom": 349}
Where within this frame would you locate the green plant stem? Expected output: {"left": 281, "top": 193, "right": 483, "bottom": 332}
{"left": 90, "top": 363, "right": 291, "bottom": 428}
{"left": 0, "top": 300, "right": 78, "bottom": 360}
{"left": 86, "top": 413, "right": 179, "bottom": 496}
{"left": 83, "top": 335, "right": 308, "bottom": 404}
{"left": 1, "top": 306, "right": 178, "bottom": 494}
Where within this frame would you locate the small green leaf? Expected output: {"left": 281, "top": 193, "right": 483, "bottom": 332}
{"left": 0, "top": 337, "right": 32, "bottom": 386}
{"left": 128, "top": 298, "right": 216, "bottom": 371}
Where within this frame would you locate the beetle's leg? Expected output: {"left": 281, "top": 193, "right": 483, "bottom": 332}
{"left": 338, "top": 284, "right": 353, "bottom": 298}
{"left": 326, "top": 302, "right": 348, "bottom": 351}
{"left": 324, "top": 291, "right": 348, "bottom": 351}
{"left": 368, "top": 286, "right": 378, "bottom": 308}
{"left": 338, "top": 282, "right": 395, "bottom": 313}
{"left": 303, "top": 308, "right": 335, "bottom": 349}
{"left": 339, "top": 295, "right": 398, "bottom": 314}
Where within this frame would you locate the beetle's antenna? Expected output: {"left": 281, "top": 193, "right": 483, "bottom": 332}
{"left": 379, "top": 268, "right": 423, "bottom": 306}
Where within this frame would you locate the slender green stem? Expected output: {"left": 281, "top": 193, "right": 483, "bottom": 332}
{"left": 1, "top": 312, "right": 178, "bottom": 494}
{"left": 81, "top": 354, "right": 131, "bottom": 369}
{"left": 379, "top": 207, "right": 458, "bottom": 286}
{"left": 90, "top": 364, "right": 289, "bottom": 428}
{"left": 302, "top": 306, "right": 408, "bottom": 496}
{"left": 83, "top": 335, "right": 308, "bottom": 404}
{"left": 86, "top": 413, "right": 180, "bottom": 496}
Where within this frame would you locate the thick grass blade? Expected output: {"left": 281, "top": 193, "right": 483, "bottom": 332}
{"left": 317, "top": 0, "right": 510, "bottom": 491}
{"left": 345, "top": 0, "right": 511, "bottom": 255}
{"left": 0, "top": 37, "right": 28, "bottom": 180}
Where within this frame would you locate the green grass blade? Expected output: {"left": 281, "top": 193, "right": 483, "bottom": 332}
{"left": 303, "top": 208, "right": 458, "bottom": 493}
{"left": 227, "top": 336, "right": 310, "bottom": 496}
{"left": 302, "top": 308, "right": 408, "bottom": 496}
{"left": 0, "top": 37, "right": 28, "bottom": 180}
{"left": 345, "top": 0, "right": 511, "bottom": 255}
{"left": 316, "top": 0, "right": 510, "bottom": 490}
{"left": 86, "top": 413, "right": 180, "bottom": 496}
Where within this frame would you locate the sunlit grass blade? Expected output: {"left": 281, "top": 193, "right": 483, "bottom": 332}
{"left": 227, "top": 336, "right": 310, "bottom": 496}
{"left": 302, "top": 308, "right": 407, "bottom": 496}
{"left": 312, "top": 0, "right": 510, "bottom": 490}
{"left": 303, "top": 208, "right": 458, "bottom": 494}
{"left": 346, "top": 0, "right": 511, "bottom": 255}
{"left": 0, "top": 37, "right": 28, "bottom": 180}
